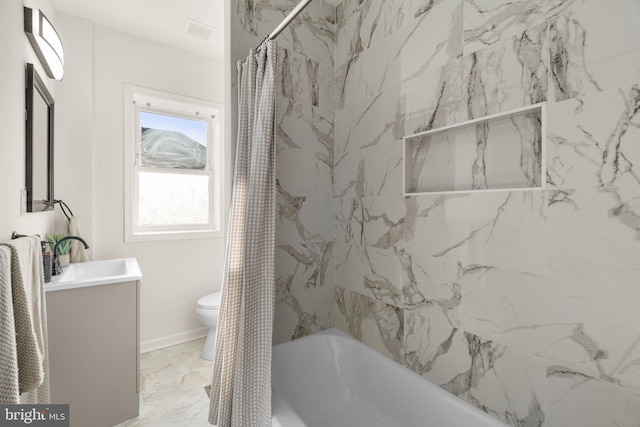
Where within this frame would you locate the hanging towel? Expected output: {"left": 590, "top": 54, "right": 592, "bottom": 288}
{"left": 0, "top": 236, "right": 50, "bottom": 404}
{"left": 57, "top": 200, "right": 89, "bottom": 263}
{"left": 0, "top": 246, "right": 19, "bottom": 404}
{"left": 65, "top": 217, "right": 89, "bottom": 263}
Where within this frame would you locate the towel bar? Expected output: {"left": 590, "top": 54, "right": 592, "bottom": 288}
{"left": 11, "top": 232, "right": 41, "bottom": 240}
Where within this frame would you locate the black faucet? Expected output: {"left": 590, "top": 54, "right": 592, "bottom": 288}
{"left": 52, "top": 236, "right": 90, "bottom": 276}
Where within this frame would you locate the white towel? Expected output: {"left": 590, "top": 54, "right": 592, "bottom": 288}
{"left": 0, "top": 246, "right": 19, "bottom": 403}
{"left": 65, "top": 217, "right": 89, "bottom": 263}
{"left": 0, "top": 236, "right": 50, "bottom": 404}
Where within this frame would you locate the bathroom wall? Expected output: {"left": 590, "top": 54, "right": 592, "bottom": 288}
{"left": 229, "top": 0, "right": 338, "bottom": 345}
{"left": 330, "top": 0, "right": 640, "bottom": 426}
{"left": 53, "top": 13, "right": 94, "bottom": 245}
{"left": 233, "top": 0, "right": 640, "bottom": 425}
{"left": 0, "top": 0, "right": 57, "bottom": 241}
{"left": 54, "top": 13, "right": 228, "bottom": 350}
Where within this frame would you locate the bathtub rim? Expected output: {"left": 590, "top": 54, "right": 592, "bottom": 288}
{"left": 271, "top": 328, "right": 508, "bottom": 427}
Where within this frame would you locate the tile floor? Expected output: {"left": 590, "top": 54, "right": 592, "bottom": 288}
{"left": 115, "top": 338, "right": 213, "bottom": 427}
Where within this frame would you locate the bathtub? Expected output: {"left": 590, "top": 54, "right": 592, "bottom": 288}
{"left": 271, "top": 328, "right": 507, "bottom": 427}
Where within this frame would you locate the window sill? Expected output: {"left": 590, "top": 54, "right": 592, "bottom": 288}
{"left": 125, "top": 228, "right": 224, "bottom": 243}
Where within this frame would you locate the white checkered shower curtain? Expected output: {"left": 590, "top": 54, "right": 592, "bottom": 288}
{"left": 209, "top": 41, "right": 276, "bottom": 427}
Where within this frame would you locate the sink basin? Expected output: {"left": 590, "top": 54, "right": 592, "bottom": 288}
{"left": 48, "top": 258, "right": 142, "bottom": 292}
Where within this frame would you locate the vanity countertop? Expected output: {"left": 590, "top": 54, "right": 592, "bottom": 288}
{"left": 47, "top": 258, "right": 142, "bottom": 292}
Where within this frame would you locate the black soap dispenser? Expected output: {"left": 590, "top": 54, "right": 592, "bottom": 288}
{"left": 42, "top": 240, "right": 52, "bottom": 283}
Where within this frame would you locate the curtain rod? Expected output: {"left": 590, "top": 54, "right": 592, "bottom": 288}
{"left": 256, "top": 0, "right": 315, "bottom": 51}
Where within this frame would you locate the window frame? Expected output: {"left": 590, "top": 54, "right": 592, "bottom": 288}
{"left": 124, "top": 85, "right": 226, "bottom": 242}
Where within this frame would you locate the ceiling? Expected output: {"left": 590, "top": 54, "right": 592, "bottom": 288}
{"left": 52, "top": 0, "right": 225, "bottom": 61}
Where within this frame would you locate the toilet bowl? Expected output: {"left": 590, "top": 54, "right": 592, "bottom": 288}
{"left": 196, "top": 291, "right": 222, "bottom": 360}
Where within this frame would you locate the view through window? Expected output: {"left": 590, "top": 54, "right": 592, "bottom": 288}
{"left": 124, "top": 86, "right": 224, "bottom": 241}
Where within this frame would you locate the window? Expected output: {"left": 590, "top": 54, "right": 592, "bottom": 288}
{"left": 124, "top": 86, "right": 225, "bottom": 241}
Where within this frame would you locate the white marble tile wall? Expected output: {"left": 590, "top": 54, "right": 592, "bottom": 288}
{"left": 546, "top": 366, "right": 640, "bottom": 427}
{"left": 464, "top": 21, "right": 549, "bottom": 117}
{"left": 405, "top": 317, "right": 547, "bottom": 426}
{"left": 548, "top": 187, "right": 640, "bottom": 279}
{"left": 462, "top": 264, "right": 640, "bottom": 393}
{"left": 362, "top": 140, "right": 403, "bottom": 196}
{"left": 231, "top": 0, "right": 640, "bottom": 424}
{"left": 329, "top": 0, "right": 640, "bottom": 425}
{"left": 546, "top": 84, "right": 640, "bottom": 190}
{"left": 405, "top": 190, "right": 549, "bottom": 275}
{"left": 548, "top": 0, "right": 640, "bottom": 102}
{"left": 363, "top": 246, "right": 406, "bottom": 307}
{"left": 254, "top": 0, "right": 335, "bottom": 66}
{"left": 361, "top": 196, "right": 404, "bottom": 250}
{"left": 333, "top": 287, "right": 404, "bottom": 362}
{"left": 232, "top": 0, "right": 338, "bottom": 346}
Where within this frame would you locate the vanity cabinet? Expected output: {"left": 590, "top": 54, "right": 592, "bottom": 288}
{"left": 46, "top": 280, "right": 140, "bottom": 427}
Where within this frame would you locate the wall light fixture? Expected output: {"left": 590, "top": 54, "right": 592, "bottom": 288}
{"left": 24, "top": 7, "right": 64, "bottom": 81}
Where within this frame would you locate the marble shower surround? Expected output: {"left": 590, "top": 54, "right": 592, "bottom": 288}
{"left": 231, "top": 0, "right": 640, "bottom": 426}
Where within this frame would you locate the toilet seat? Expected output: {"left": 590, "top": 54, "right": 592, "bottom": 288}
{"left": 197, "top": 291, "right": 222, "bottom": 310}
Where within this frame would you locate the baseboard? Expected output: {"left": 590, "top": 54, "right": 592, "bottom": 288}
{"left": 140, "top": 327, "right": 209, "bottom": 354}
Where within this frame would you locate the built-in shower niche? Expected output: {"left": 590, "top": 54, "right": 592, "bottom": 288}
{"left": 403, "top": 104, "right": 545, "bottom": 195}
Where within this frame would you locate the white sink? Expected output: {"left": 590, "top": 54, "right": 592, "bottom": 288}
{"left": 48, "top": 258, "right": 142, "bottom": 292}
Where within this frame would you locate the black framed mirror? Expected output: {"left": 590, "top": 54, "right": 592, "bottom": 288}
{"left": 25, "top": 63, "right": 54, "bottom": 212}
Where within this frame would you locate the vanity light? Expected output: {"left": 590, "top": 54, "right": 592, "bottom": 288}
{"left": 24, "top": 7, "right": 64, "bottom": 81}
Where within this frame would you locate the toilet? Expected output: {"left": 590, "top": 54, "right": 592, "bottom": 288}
{"left": 196, "top": 291, "right": 222, "bottom": 360}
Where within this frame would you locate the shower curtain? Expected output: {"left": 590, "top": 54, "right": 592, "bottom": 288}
{"left": 209, "top": 41, "right": 277, "bottom": 427}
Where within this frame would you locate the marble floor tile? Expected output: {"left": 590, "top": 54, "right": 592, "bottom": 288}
{"left": 114, "top": 339, "right": 212, "bottom": 427}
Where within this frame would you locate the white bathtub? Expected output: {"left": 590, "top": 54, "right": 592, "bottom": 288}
{"left": 271, "top": 328, "right": 507, "bottom": 427}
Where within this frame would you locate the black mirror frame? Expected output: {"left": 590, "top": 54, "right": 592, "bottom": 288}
{"left": 25, "top": 63, "right": 54, "bottom": 212}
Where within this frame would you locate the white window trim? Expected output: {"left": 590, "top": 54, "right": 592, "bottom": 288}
{"left": 123, "top": 84, "right": 227, "bottom": 242}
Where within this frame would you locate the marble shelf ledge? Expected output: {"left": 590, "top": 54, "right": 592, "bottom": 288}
{"left": 403, "top": 103, "right": 546, "bottom": 196}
